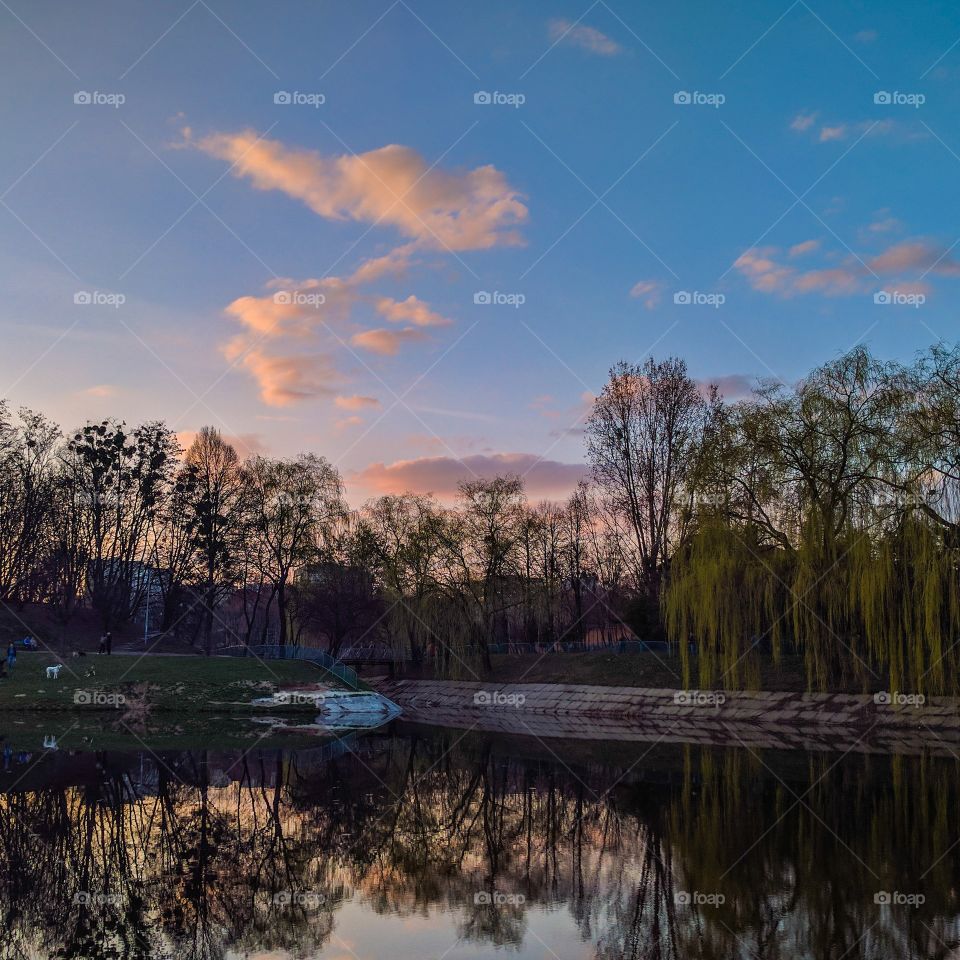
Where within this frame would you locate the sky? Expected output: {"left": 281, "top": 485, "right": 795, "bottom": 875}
{"left": 1, "top": 0, "right": 959, "bottom": 504}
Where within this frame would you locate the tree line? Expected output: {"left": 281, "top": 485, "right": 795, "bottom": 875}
{"left": 2, "top": 340, "right": 960, "bottom": 690}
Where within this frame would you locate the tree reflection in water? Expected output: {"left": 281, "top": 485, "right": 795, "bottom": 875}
{"left": 0, "top": 729, "right": 956, "bottom": 959}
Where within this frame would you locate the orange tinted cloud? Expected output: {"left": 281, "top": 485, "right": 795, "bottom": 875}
{"left": 223, "top": 253, "right": 452, "bottom": 401}
{"left": 868, "top": 241, "right": 960, "bottom": 275}
{"left": 375, "top": 294, "right": 451, "bottom": 327}
{"left": 335, "top": 415, "right": 364, "bottom": 432}
{"left": 193, "top": 130, "right": 527, "bottom": 251}
{"left": 224, "top": 342, "right": 339, "bottom": 406}
{"left": 335, "top": 395, "right": 381, "bottom": 410}
{"left": 734, "top": 238, "right": 960, "bottom": 298}
{"left": 350, "top": 328, "right": 427, "bottom": 355}
{"left": 81, "top": 384, "right": 117, "bottom": 398}
{"left": 353, "top": 452, "right": 587, "bottom": 500}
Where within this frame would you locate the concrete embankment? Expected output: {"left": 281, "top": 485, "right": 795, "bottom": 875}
{"left": 372, "top": 679, "right": 960, "bottom": 757}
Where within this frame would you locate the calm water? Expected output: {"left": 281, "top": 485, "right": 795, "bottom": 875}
{"left": 0, "top": 723, "right": 957, "bottom": 959}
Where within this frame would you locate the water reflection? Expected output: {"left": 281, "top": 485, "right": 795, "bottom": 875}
{"left": 0, "top": 725, "right": 957, "bottom": 959}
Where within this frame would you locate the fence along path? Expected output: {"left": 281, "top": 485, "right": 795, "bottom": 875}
{"left": 219, "top": 644, "right": 361, "bottom": 691}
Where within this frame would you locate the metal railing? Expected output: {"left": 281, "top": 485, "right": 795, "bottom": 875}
{"left": 487, "top": 639, "right": 670, "bottom": 655}
{"left": 219, "top": 644, "right": 361, "bottom": 690}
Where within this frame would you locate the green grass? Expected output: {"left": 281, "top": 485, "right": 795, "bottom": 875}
{"left": 399, "top": 651, "right": 882, "bottom": 693}
{"left": 0, "top": 652, "right": 342, "bottom": 714}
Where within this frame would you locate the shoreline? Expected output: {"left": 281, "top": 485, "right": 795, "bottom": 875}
{"left": 372, "top": 678, "right": 960, "bottom": 756}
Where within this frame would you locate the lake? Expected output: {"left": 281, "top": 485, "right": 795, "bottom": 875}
{"left": 0, "top": 722, "right": 955, "bottom": 959}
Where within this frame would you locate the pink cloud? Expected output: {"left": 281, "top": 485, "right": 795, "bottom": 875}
{"left": 192, "top": 130, "right": 527, "bottom": 251}
{"left": 699, "top": 375, "right": 755, "bottom": 401}
{"left": 352, "top": 452, "right": 588, "bottom": 501}
{"left": 335, "top": 395, "right": 381, "bottom": 410}
{"left": 867, "top": 240, "right": 960, "bottom": 275}
{"left": 350, "top": 327, "right": 427, "bottom": 355}
{"left": 734, "top": 238, "right": 960, "bottom": 299}
{"left": 224, "top": 342, "right": 339, "bottom": 406}
{"left": 819, "top": 124, "right": 847, "bottom": 142}
{"left": 375, "top": 294, "right": 451, "bottom": 327}
{"left": 629, "top": 280, "right": 661, "bottom": 309}
{"left": 223, "top": 251, "right": 452, "bottom": 402}
{"left": 81, "top": 384, "right": 117, "bottom": 398}
{"left": 788, "top": 239, "right": 820, "bottom": 258}
{"left": 335, "top": 415, "right": 364, "bottom": 432}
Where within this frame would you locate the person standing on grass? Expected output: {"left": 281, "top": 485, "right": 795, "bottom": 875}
{"left": 98, "top": 634, "right": 106, "bottom": 655}
{"left": 6, "top": 642, "right": 15, "bottom": 674}
{"left": 105, "top": 631, "right": 112, "bottom": 655}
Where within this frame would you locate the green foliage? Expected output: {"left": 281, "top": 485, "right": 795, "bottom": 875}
{"left": 665, "top": 345, "right": 960, "bottom": 693}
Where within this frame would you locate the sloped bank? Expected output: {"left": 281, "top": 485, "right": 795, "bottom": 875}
{"left": 371, "top": 679, "right": 960, "bottom": 757}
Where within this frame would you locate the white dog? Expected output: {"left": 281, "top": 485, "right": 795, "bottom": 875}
{"left": 45, "top": 664, "right": 63, "bottom": 679}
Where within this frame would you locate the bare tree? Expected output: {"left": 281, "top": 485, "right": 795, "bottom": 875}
{"left": 180, "top": 428, "right": 247, "bottom": 652}
{"left": 245, "top": 454, "right": 344, "bottom": 646}
{"left": 586, "top": 357, "right": 712, "bottom": 599}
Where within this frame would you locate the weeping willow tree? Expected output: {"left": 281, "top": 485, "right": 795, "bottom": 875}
{"left": 664, "top": 345, "right": 960, "bottom": 694}
{"left": 852, "top": 515, "right": 960, "bottom": 695}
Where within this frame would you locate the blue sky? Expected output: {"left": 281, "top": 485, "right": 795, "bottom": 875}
{"left": 1, "top": 0, "right": 959, "bottom": 501}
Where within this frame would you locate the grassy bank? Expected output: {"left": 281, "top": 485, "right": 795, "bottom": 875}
{"left": 392, "top": 651, "right": 885, "bottom": 694}
{"left": 0, "top": 652, "right": 339, "bottom": 714}
{"left": 0, "top": 713, "right": 340, "bottom": 752}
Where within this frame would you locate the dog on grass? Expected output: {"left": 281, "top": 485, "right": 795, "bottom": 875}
{"left": 45, "top": 664, "right": 63, "bottom": 679}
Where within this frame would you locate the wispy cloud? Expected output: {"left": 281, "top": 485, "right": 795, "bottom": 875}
{"left": 353, "top": 452, "right": 587, "bottom": 500}
{"left": 222, "top": 343, "right": 341, "bottom": 406}
{"left": 734, "top": 237, "right": 960, "bottom": 299}
{"left": 81, "top": 384, "right": 117, "bottom": 398}
{"left": 191, "top": 129, "right": 527, "bottom": 251}
{"left": 350, "top": 327, "right": 427, "bottom": 356}
{"left": 788, "top": 239, "right": 820, "bottom": 258}
{"left": 335, "top": 395, "right": 381, "bottom": 410}
{"left": 548, "top": 18, "right": 622, "bottom": 56}
{"left": 375, "top": 294, "right": 452, "bottom": 327}
{"left": 629, "top": 279, "right": 662, "bottom": 309}
{"left": 790, "top": 111, "right": 818, "bottom": 132}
